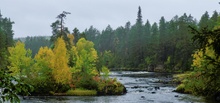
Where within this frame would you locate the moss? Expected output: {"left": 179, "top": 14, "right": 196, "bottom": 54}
{"left": 175, "top": 84, "right": 186, "bottom": 93}
{"left": 66, "top": 89, "right": 97, "bottom": 96}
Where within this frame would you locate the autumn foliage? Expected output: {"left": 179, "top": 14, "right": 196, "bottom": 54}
{"left": 52, "top": 37, "right": 72, "bottom": 84}
{"left": 7, "top": 36, "right": 126, "bottom": 96}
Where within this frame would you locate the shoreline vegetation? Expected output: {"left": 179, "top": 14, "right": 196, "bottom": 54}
{"left": 28, "top": 76, "right": 127, "bottom": 96}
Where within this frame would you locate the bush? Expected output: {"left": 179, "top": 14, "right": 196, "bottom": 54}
{"left": 97, "top": 78, "right": 126, "bottom": 95}
{"left": 30, "top": 81, "right": 70, "bottom": 95}
{"left": 74, "top": 73, "right": 98, "bottom": 90}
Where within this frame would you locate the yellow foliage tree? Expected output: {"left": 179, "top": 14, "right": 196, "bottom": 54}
{"left": 8, "top": 41, "right": 32, "bottom": 78}
{"left": 33, "top": 47, "right": 54, "bottom": 84}
{"left": 52, "top": 37, "right": 72, "bottom": 84}
{"left": 35, "top": 47, "right": 54, "bottom": 68}
{"left": 67, "top": 34, "right": 74, "bottom": 46}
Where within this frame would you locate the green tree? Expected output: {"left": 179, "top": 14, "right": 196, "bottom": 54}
{"left": 0, "top": 12, "right": 14, "bottom": 69}
{"left": 210, "top": 11, "right": 219, "bottom": 29}
{"left": 0, "top": 29, "right": 7, "bottom": 69}
{"left": 30, "top": 46, "right": 56, "bottom": 94}
{"left": 85, "top": 26, "right": 100, "bottom": 42}
{"left": 198, "top": 11, "right": 211, "bottom": 30}
{"left": 177, "top": 17, "right": 220, "bottom": 98}
{"left": 158, "top": 16, "right": 168, "bottom": 62}
{"left": 128, "top": 6, "right": 145, "bottom": 67}
{"left": 25, "top": 36, "right": 50, "bottom": 57}
{"left": 71, "top": 38, "right": 98, "bottom": 75}
{"left": 8, "top": 41, "right": 33, "bottom": 78}
{"left": 72, "top": 27, "right": 80, "bottom": 44}
{"left": 0, "top": 12, "right": 32, "bottom": 102}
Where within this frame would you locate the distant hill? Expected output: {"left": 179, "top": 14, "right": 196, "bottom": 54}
{"left": 14, "top": 36, "right": 51, "bottom": 42}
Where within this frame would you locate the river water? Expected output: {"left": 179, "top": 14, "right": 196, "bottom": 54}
{"left": 21, "top": 71, "right": 214, "bottom": 103}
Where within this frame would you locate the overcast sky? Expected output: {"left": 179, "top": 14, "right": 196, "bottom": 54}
{"left": 0, "top": 0, "right": 219, "bottom": 38}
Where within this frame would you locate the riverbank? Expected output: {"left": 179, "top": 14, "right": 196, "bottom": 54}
{"left": 21, "top": 71, "right": 209, "bottom": 103}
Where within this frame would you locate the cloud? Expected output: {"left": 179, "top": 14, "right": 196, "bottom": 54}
{"left": 0, "top": 0, "right": 219, "bottom": 38}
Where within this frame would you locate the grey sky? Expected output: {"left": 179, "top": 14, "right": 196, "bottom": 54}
{"left": 0, "top": 0, "right": 219, "bottom": 38}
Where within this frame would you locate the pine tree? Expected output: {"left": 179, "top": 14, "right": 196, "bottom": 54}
{"left": 198, "top": 11, "right": 210, "bottom": 30}
{"left": 136, "top": 6, "right": 143, "bottom": 25}
{"left": 50, "top": 11, "right": 71, "bottom": 50}
{"left": 72, "top": 27, "right": 80, "bottom": 44}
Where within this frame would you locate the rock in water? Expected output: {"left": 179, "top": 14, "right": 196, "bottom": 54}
{"left": 154, "top": 87, "right": 160, "bottom": 90}
{"left": 141, "top": 96, "right": 145, "bottom": 99}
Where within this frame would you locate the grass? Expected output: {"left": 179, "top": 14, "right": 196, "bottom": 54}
{"left": 66, "top": 88, "right": 97, "bottom": 96}
{"left": 173, "top": 72, "right": 191, "bottom": 83}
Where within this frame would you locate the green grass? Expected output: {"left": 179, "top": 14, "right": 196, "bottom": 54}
{"left": 66, "top": 88, "right": 97, "bottom": 96}
{"left": 173, "top": 72, "right": 191, "bottom": 83}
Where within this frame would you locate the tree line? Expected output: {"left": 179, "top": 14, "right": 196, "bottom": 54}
{"left": 21, "top": 7, "right": 219, "bottom": 72}
{"left": 71, "top": 7, "right": 219, "bottom": 71}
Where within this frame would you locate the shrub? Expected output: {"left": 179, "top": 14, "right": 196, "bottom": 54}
{"left": 74, "top": 73, "right": 98, "bottom": 90}
{"left": 97, "top": 78, "right": 126, "bottom": 95}
{"left": 30, "top": 80, "right": 70, "bottom": 95}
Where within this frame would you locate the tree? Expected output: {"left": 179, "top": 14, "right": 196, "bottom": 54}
{"left": 0, "top": 11, "right": 14, "bottom": 69}
{"left": 192, "top": 19, "right": 220, "bottom": 56}
{"left": 198, "top": 11, "right": 211, "bottom": 30}
{"left": 128, "top": 6, "right": 145, "bottom": 67}
{"left": 85, "top": 26, "right": 100, "bottom": 41}
{"left": 0, "top": 12, "right": 14, "bottom": 47}
{"left": 98, "top": 50, "right": 114, "bottom": 69}
{"left": 72, "top": 27, "right": 80, "bottom": 44}
{"left": 8, "top": 41, "right": 32, "bottom": 78}
{"left": 57, "top": 11, "right": 71, "bottom": 37}
{"left": 71, "top": 38, "right": 98, "bottom": 75}
{"left": 50, "top": 11, "right": 71, "bottom": 49}
{"left": 143, "top": 20, "right": 151, "bottom": 59}
{"left": 0, "top": 29, "right": 7, "bottom": 69}
{"left": 210, "top": 11, "right": 219, "bottom": 29}
{"left": 177, "top": 16, "right": 220, "bottom": 98}
{"left": 30, "top": 46, "right": 56, "bottom": 94}
{"left": 52, "top": 37, "right": 72, "bottom": 84}
{"left": 0, "top": 12, "right": 32, "bottom": 103}
{"left": 80, "top": 32, "right": 87, "bottom": 40}
{"left": 136, "top": 6, "right": 143, "bottom": 25}
{"left": 98, "top": 25, "right": 114, "bottom": 52}
{"left": 25, "top": 36, "right": 50, "bottom": 57}
{"left": 34, "top": 47, "right": 54, "bottom": 81}
{"left": 158, "top": 16, "right": 168, "bottom": 62}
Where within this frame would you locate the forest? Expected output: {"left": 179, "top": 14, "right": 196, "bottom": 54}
{"left": 24, "top": 7, "right": 219, "bottom": 72}
{"left": 1, "top": 6, "right": 220, "bottom": 102}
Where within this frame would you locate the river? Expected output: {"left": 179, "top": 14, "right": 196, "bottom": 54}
{"left": 21, "top": 71, "right": 215, "bottom": 103}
